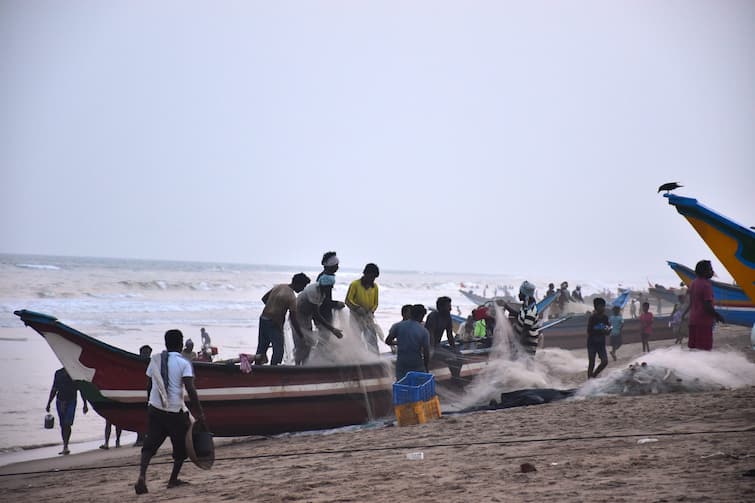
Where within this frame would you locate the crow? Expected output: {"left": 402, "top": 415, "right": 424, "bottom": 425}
{"left": 658, "top": 182, "right": 683, "bottom": 194}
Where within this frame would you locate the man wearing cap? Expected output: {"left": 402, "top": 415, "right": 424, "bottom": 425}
{"left": 315, "top": 251, "right": 344, "bottom": 325}
{"left": 294, "top": 273, "right": 344, "bottom": 365}
{"left": 513, "top": 281, "right": 542, "bottom": 357}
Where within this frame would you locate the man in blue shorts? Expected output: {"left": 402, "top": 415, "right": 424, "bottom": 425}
{"left": 46, "top": 367, "right": 88, "bottom": 455}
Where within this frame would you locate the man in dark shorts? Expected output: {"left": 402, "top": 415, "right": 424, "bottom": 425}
{"left": 586, "top": 297, "right": 611, "bottom": 379}
{"left": 46, "top": 367, "right": 88, "bottom": 455}
{"left": 135, "top": 329, "right": 206, "bottom": 495}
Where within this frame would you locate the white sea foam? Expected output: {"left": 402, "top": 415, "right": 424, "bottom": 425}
{"left": 15, "top": 263, "right": 61, "bottom": 270}
{"left": 576, "top": 346, "right": 755, "bottom": 397}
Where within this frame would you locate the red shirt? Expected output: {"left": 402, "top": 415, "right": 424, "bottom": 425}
{"left": 639, "top": 312, "right": 653, "bottom": 335}
{"left": 689, "top": 277, "right": 715, "bottom": 326}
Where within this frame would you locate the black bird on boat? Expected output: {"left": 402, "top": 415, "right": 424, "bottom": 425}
{"left": 657, "top": 182, "right": 683, "bottom": 194}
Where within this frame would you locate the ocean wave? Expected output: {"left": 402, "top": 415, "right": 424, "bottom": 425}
{"left": 15, "top": 263, "right": 61, "bottom": 270}
{"left": 117, "top": 279, "right": 238, "bottom": 291}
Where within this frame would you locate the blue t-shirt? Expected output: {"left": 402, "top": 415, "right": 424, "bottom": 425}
{"left": 608, "top": 314, "right": 623, "bottom": 336}
{"left": 394, "top": 319, "right": 430, "bottom": 369}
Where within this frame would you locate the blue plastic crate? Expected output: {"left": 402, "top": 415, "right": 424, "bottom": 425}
{"left": 392, "top": 371, "right": 436, "bottom": 405}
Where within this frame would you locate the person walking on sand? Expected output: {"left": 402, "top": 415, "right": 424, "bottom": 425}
{"left": 682, "top": 260, "right": 725, "bottom": 351}
{"left": 134, "top": 329, "right": 206, "bottom": 495}
{"left": 255, "top": 273, "right": 310, "bottom": 365}
{"left": 46, "top": 367, "right": 88, "bottom": 455}
{"left": 608, "top": 305, "right": 624, "bottom": 361}
{"left": 630, "top": 298, "right": 638, "bottom": 319}
{"left": 100, "top": 419, "right": 122, "bottom": 449}
{"left": 345, "top": 263, "right": 381, "bottom": 353}
{"left": 639, "top": 301, "right": 653, "bottom": 352}
{"left": 586, "top": 297, "right": 611, "bottom": 379}
{"left": 134, "top": 344, "right": 152, "bottom": 447}
{"left": 294, "top": 274, "right": 344, "bottom": 365}
{"left": 385, "top": 304, "right": 430, "bottom": 381}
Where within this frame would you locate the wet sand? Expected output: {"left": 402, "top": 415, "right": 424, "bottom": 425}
{"left": 1, "top": 326, "right": 754, "bottom": 502}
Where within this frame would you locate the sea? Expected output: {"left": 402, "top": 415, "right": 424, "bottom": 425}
{"left": 0, "top": 252, "right": 653, "bottom": 466}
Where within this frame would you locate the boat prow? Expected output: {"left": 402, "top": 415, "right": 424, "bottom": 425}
{"left": 665, "top": 193, "right": 755, "bottom": 302}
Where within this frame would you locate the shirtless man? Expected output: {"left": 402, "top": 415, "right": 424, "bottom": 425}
{"left": 255, "top": 273, "right": 310, "bottom": 365}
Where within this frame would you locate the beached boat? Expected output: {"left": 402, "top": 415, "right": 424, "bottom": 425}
{"left": 648, "top": 284, "right": 682, "bottom": 305}
{"left": 539, "top": 313, "right": 675, "bottom": 348}
{"left": 664, "top": 193, "right": 755, "bottom": 303}
{"left": 667, "top": 261, "right": 755, "bottom": 327}
{"left": 14, "top": 309, "right": 490, "bottom": 437}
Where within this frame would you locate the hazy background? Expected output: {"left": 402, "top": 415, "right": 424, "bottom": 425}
{"left": 2, "top": 1, "right": 753, "bottom": 285}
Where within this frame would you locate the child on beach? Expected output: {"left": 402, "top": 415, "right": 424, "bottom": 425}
{"left": 586, "top": 297, "right": 611, "bottom": 379}
{"left": 608, "top": 305, "right": 624, "bottom": 361}
{"left": 671, "top": 294, "right": 688, "bottom": 345}
{"left": 639, "top": 302, "right": 653, "bottom": 352}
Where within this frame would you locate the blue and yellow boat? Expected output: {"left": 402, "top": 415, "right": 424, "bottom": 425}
{"left": 665, "top": 193, "right": 755, "bottom": 304}
{"left": 667, "top": 260, "right": 755, "bottom": 327}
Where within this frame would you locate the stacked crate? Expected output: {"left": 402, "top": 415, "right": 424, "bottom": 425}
{"left": 392, "top": 372, "right": 442, "bottom": 426}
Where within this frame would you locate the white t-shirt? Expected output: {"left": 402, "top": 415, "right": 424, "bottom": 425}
{"left": 146, "top": 351, "right": 194, "bottom": 412}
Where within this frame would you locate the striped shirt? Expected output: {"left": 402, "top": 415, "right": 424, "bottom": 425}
{"left": 514, "top": 301, "right": 541, "bottom": 355}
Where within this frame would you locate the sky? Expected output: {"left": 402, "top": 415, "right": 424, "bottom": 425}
{"left": 1, "top": 1, "right": 753, "bottom": 286}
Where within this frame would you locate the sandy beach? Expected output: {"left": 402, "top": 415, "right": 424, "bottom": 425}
{"left": 2, "top": 326, "right": 753, "bottom": 502}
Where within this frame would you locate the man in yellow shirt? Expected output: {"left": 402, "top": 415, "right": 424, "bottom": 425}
{"left": 345, "top": 263, "right": 380, "bottom": 353}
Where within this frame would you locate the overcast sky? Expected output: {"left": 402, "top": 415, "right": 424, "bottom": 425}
{"left": 1, "top": 1, "right": 753, "bottom": 285}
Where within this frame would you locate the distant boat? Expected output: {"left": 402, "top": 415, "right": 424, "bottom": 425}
{"left": 667, "top": 260, "right": 755, "bottom": 327}
{"left": 648, "top": 284, "right": 682, "bottom": 305}
{"left": 664, "top": 193, "right": 755, "bottom": 303}
{"left": 458, "top": 289, "right": 511, "bottom": 306}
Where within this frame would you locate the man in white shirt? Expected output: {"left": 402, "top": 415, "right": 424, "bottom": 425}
{"left": 134, "top": 329, "right": 205, "bottom": 495}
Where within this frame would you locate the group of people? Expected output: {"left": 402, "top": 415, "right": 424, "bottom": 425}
{"left": 585, "top": 259, "right": 725, "bottom": 379}
{"left": 44, "top": 256, "right": 726, "bottom": 496}
{"left": 252, "top": 251, "right": 383, "bottom": 366}
{"left": 385, "top": 296, "right": 457, "bottom": 380}
{"left": 545, "top": 281, "right": 584, "bottom": 318}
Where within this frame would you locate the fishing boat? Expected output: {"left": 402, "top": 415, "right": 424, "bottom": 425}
{"left": 664, "top": 193, "right": 755, "bottom": 303}
{"left": 539, "top": 312, "right": 675, "bottom": 349}
{"left": 14, "top": 309, "right": 490, "bottom": 437}
{"left": 667, "top": 260, "right": 755, "bottom": 327}
{"left": 648, "top": 284, "right": 682, "bottom": 305}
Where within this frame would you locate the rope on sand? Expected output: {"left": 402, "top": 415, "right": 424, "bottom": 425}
{"left": 3, "top": 427, "right": 753, "bottom": 477}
